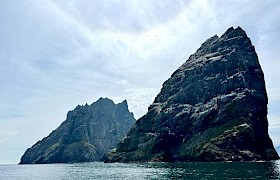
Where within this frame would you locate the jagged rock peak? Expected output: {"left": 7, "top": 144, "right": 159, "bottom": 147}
{"left": 96, "top": 97, "right": 114, "bottom": 103}
{"left": 20, "top": 98, "right": 135, "bottom": 164}
{"left": 221, "top": 26, "right": 247, "bottom": 38}
{"left": 118, "top": 99, "right": 128, "bottom": 107}
{"left": 104, "top": 27, "right": 279, "bottom": 163}
{"left": 195, "top": 26, "right": 251, "bottom": 58}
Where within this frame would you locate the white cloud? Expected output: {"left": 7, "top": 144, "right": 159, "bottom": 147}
{"left": 268, "top": 113, "right": 280, "bottom": 129}
{"left": 113, "top": 86, "right": 160, "bottom": 119}
{"left": 0, "top": 0, "right": 280, "bottom": 164}
{"left": 268, "top": 112, "right": 280, "bottom": 146}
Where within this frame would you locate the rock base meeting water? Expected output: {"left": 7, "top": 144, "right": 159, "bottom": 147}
{"left": 105, "top": 27, "right": 279, "bottom": 162}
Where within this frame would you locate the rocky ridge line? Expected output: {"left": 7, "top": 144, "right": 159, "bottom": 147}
{"left": 20, "top": 97, "right": 135, "bottom": 164}
{"left": 104, "top": 27, "right": 279, "bottom": 162}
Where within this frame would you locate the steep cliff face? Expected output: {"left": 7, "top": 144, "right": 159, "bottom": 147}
{"left": 20, "top": 98, "right": 135, "bottom": 164}
{"left": 104, "top": 27, "right": 279, "bottom": 162}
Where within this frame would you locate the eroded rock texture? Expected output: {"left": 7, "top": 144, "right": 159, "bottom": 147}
{"left": 20, "top": 98, "right": 135, "bottom": 164}
{"left": 104, "top": 27, "right": 279, "bottom": 162}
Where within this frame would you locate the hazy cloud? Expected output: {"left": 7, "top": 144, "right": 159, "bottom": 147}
{"left": 0, "top": 0, "right": 279, "bottom": 164}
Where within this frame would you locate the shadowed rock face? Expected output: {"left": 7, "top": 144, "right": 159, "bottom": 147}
{"left": 104, "top": 27, "right": 279, "bottom": 162}
{"left": 20, "top": 98, "right": 135, "bottom": 164}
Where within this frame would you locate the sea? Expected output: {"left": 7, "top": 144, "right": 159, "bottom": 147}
{"left": 0, "top": 161, "right": 280, "bottom": 180}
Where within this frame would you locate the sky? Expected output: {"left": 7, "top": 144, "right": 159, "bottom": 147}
{"left": 0, "top": 0, "right": 279, "bottom": 164}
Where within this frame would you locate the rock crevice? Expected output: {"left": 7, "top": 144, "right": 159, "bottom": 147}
{"left": 20, "top": 97, "right": 135, "bottom": 164}
{"left": 104, "top": 27, "right": 279, "bottom": 162}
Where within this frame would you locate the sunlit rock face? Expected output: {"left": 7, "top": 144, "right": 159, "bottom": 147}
{"left": 20, "top": 98, "right": 135, "bottom": 164}
{"left": 104, "top": 27, "right": 279, "bottom": 162}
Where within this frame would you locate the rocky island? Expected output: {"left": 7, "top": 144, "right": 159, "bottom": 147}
{"left": 104, "top": 27, "right": 279, "bottom": 162}
{"left": 20, "top": 98, "right": 135, "bottom": 164}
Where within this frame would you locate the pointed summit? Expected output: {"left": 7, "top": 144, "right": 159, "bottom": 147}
{"left": 221, "top": 26, "right": 247, "bottom": 39}
{"left": 120, "top": 99, "right": 128, "bottom": 106}
{"left": 104, "top": 27, "right": 279, "bottom": 162}
{"left": 20, "top": 98, "right": 135, "bottom": 164}
{"left": 96, "top": 97, "right": 114, "bottom": 104}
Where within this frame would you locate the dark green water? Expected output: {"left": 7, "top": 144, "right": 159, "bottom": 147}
{"left": 1, "top": 161, "right": 279, "bottom": 179}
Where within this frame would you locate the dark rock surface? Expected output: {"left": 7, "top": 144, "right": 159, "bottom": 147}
{"left": 104, "top": 27, "right": 279, "bottom": 162}
{"left": 20, "top": 98, "right": 135, "bottom": 164}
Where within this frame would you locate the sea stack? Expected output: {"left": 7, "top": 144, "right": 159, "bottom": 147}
{"left": 104, "top": 27, "right": 279, "bottom": 162}
{"left": 20, "top": 98, "right": 135, "bottom": 164}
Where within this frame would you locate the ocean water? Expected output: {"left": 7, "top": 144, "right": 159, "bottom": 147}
{"left": 1, "top": 161, "right": 279, "bottom": 180}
